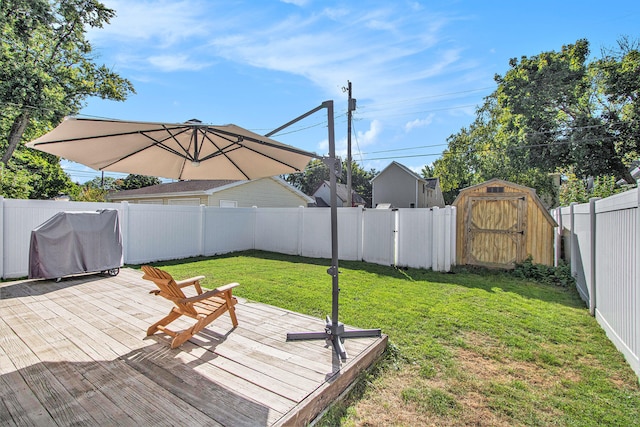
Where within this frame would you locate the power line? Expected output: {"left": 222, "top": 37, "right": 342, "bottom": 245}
{"left": 359, "top": 86, "right": 496, "bottom": 110}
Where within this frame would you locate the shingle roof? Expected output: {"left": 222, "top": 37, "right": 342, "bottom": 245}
{"left": 323, "top": 181, "right": 366, "bottom": 204}
{"left": 108, "top": 180, "right": 238, "bottom": 197}
{"left": 424, "top": 177, "right": 439, "bottom": 189}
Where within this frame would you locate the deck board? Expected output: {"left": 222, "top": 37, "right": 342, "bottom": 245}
{"left": 0, "top": 268, "right": 387, "bottom": 426}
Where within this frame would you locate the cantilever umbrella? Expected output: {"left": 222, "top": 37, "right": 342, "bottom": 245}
{"left": 26, "top": 117, "right": 314, "bottom": 180}
{"left": 28, "top": 106, "right": 381, "bottom": 360}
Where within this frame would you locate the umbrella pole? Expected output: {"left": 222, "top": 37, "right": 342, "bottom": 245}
{"left": 281, "top": 101, "right": 381, "bottom": 361}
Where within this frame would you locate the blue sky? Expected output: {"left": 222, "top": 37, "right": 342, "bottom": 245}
{"left": 66, "top": 0, "right": 640, "bottom": 183}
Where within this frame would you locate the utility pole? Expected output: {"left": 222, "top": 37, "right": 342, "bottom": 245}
{"left": 344, "top": 81, "right": 356, "bottom": 207}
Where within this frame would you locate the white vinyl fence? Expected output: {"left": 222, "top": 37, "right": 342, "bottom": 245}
{"left": 552, "top": 186, "right": 639, "bottom": 379}
{"left": 0, "top": 197, "right": 456, "bottom": 279}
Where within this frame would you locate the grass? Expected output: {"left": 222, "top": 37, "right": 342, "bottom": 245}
{"left": 143, "top": 250, "right": 640, "bottom": 426}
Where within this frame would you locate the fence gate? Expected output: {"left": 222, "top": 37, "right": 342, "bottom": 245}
{"left": 465, "top": 194, "right": 526, "bottom": 268}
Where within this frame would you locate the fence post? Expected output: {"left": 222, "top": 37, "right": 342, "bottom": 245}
{"left": 636, "top": 182, "right": 640, "bottom": 354}
{"left": 297, "top": 205, "right": 305, "bottom": 256}
{"left": 569, "top": 203, "right": 577, "bottom": 280}
{"left": 357, "top": 207, "right": 364, "bottom": 261}
{"left": 392, "top": 209, "right": 399, "bottom": 266}
{"left": 589, "top": 197, "right": 600, "bottom": 316}
{"left": 451, "top": 205, "right": 457, "bottom": 266}
{"left": 431, "top": 206, "right": 441, "bottom": 271}
{"left": 119, "top": 201, "right": 129, "bottom": 264}
{"left": 443, "top": 206, "right": 452, "bottom": 272}
{"left": 0, "top": 196, "right": 4, "bottom": 279}
{"left": 554, "top": 208, "right": 562, "bottom": 267}
{"left": 199, "top": 204, "right": 206, "bottom": 256}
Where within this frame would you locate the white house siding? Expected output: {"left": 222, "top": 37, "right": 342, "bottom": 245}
{"left": 208, "top": 178, "right": 308, "bottom": 208}
{"left": 373, "top": 166, "right": 417, "bottom": 208}
{"left": 168, "top": 198, "right": 201, "bottom": 206}
{"left": 313, "top": 182, "right": 344, "bottom": 207}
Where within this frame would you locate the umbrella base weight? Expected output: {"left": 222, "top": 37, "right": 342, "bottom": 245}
{"left": 287, "top": 317, "right": 381, "bottom": 361}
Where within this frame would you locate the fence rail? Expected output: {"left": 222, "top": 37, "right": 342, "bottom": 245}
{"left": 552, "top": 186, "right": 639, "bottom": 379}
{"left": 0, "top": 197, "right": 456, "bottom": 279}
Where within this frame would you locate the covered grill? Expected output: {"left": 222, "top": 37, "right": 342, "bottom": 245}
{"left": 29, "top": 209, "right": 123, "bottom": 280}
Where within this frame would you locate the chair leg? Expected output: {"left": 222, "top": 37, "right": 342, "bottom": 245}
{"left": 170, "top": 329, "right": 196, "bottom": 349}
{"left": 226, "top": 294, "right": 239, "bottom": 327}
{"left": 147, "top": 310, "right": 181, "bottom": 336}
{"left": 170, "top": 316, "right": 208, "bottom": 348}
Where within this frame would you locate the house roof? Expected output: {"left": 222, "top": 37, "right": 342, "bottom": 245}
{"left": 424, "top": 177, "right": 439, "bottom": 189}
{"left": 106, "top": 177, "right": 313, "bottom": 202}
{"left": 109, "top": 180, "right": 238, "bottom": 198}
{"left": 313, "top": 181, "right": 366, "bottom": 204}
{"left": 371, "top": 161, "right": 427, "bottom": 183}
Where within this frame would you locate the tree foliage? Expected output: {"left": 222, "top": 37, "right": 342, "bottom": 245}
{"left": 121, "top": 174, "right": 161, "bottom": 190}
{"left": 433, "top": 38, "right": 639, "bottom": 206}
{"left": 0, "top": 0, "right": 135, "bottom": 199}
{"left": 285, "top": 159, "right": 377, "bottom": 207}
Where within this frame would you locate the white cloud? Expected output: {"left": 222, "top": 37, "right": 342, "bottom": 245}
{"left": 147, "top": 54, "right": 210, "bottom": 72}
{"left": 88, "top": 1, "right": 486, "bottom": 115}
{"left": 280, "top": 0, "right": 309, "bottom": 6}
{"left": 91, "top": 0, "right": 210, "bottom": 46}
{"left": 405, "top": 114, "right": 434, "bottom": 132}
{"left": 319, "top": 119, "right": 382, "bottom": 158}
{"left": 357, "top": 119, "right": 383, "bottom": 146}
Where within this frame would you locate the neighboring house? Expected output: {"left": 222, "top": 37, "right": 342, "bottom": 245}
{"left": 312, "top": 181, "right": 367, "bottom": 207}
{"left": 616, "top": 162, "right": 640, "bottom": 186}
{"left": 106, "top": 176, "right": 313, "bottom": 207}
{"left": 371, "top": 161, "right": 445, "bottom": 208}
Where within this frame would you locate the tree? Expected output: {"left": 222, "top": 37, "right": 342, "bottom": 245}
{"left": 0, "top": 108, "right": 80, "bottom": 199}
{"left": 434, "top": 38, "right": 639, "bottom": 206}
{"left": 83, "top": 176, "right": 123, "bottom": 191}
{"left": 74, "top": 185, "right": 108, "bottom": 202}
{"left": 0, "top": 0, "right": 135, "bottom": 165}
{"left": 285, "top": 159, "right": 377, "bottom": 207}
{"left": 121, "top": 174, "right": 161, "bottom": 190}
{"left": 496, "top": 39, "right": 637, "bottom": 184}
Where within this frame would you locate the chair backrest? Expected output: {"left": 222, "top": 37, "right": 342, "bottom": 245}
{"left": 141, "top": 265, "right": 197, "bottom": 316}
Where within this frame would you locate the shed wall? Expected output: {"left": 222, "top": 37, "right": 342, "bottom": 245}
{"left": 453, "top": 180, "right": 555, "bottom": 267}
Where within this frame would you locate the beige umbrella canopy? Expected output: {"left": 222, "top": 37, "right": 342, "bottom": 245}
{"left": 26, "top": 117, "right": 314, "bottom": 181}
{"left": 28, "top": 104, "right": 380, "bottom": 361}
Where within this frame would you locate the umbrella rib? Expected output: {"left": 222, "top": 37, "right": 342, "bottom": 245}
{"left": 210, "top": 127, "right": 317, "bottom": 157}
{"left": 197, "top": 132, "right": 251, "bottom": 179}
{"left": 98, "top": 128, "right": 195, "bottom": 171}
{"left": 28, "top": 125, "right": 188, "bottom": 145}
{"left": 198, "top": 131, "right": 305, "bottom": 172}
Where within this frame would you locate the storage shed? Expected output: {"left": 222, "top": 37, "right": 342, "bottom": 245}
{"left": 452, "top": 178, "right": 557, "bottom": 268}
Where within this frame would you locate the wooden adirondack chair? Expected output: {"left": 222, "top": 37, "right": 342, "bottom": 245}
{"left": 141, "top": 265, "right": 239, "bottom": 348}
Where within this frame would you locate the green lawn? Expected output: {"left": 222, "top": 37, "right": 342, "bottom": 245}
{"left": 143, "top": 250, "right": 640, "bottom": 426}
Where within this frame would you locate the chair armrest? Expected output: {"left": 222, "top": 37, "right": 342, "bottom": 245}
{"left": 175, "top": 275, "right": 206, "bottom": 288}
{"left": 180, "top": 282, "right": 240, "bottom": 304}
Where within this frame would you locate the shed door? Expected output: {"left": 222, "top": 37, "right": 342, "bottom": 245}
{"left": 465, "top": 195, "right": 526, "bottom": 268}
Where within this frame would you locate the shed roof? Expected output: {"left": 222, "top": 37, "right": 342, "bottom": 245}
{"left": 452, "top": 178, "right": 557, "bottom": 227}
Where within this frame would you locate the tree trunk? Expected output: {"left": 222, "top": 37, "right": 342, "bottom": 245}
{"left": 2, "top": 110, "right": 31, "bottom": 165}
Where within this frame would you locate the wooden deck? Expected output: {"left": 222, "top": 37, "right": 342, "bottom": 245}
{"left": 0, "top": 268, "right": 387, "bottom": 426}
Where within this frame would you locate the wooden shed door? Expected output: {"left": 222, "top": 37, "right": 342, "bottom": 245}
{"left": 465, "top": 195, "right": 526, "bottom": 268}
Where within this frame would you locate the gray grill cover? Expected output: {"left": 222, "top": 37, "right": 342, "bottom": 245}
{"left": 28, "top": 209, "right": 123, "bottom": 279}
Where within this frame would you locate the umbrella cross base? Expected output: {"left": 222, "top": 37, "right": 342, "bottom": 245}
{"left": 287, "top": 317, "right": 382, "bottom": 360}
